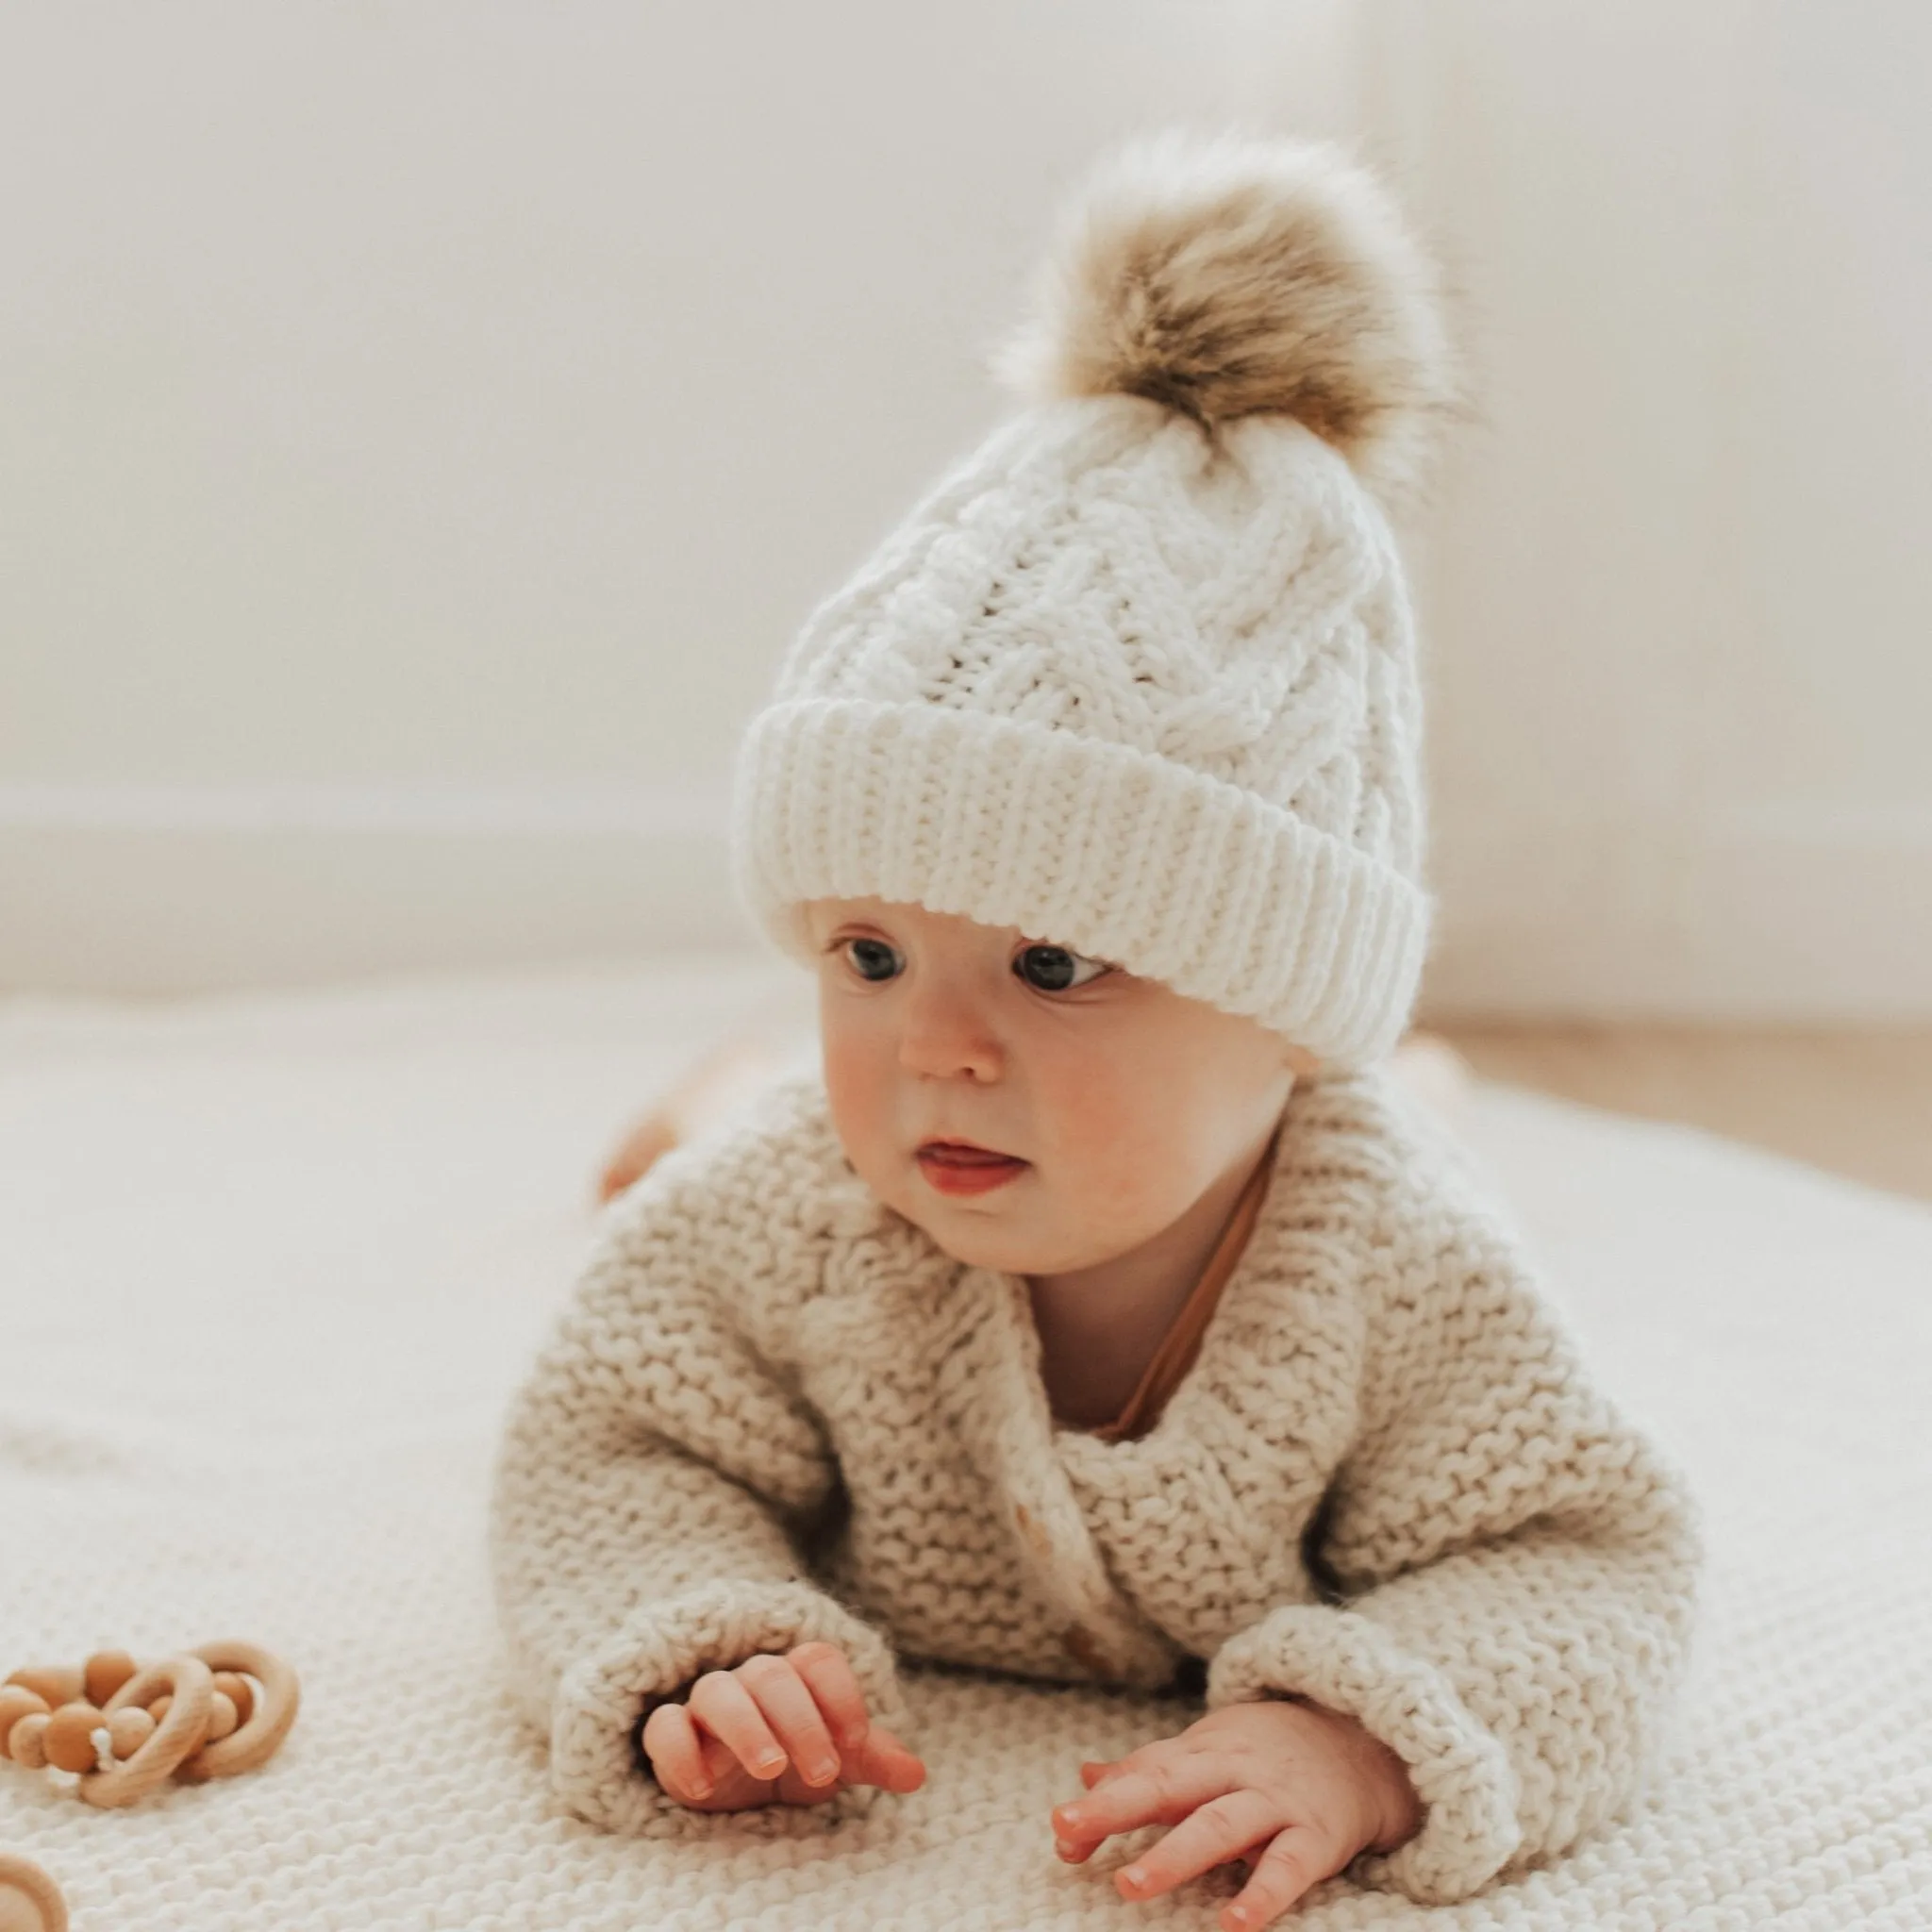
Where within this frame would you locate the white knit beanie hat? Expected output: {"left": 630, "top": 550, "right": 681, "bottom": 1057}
{"left": 729, "top": 126, "right": 1459, "bottom": 1070}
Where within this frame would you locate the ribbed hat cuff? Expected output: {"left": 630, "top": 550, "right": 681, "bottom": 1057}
{"left": 729, "top": 697, "right": 1430, "bottom": 1069}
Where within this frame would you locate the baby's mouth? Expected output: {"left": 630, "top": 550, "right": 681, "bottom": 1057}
{"left": 915, "top": 1140, "right": 1030, "bottom": 1193}
{"left": 917, "top": 1139, "right": 1023, "bottom": 1166}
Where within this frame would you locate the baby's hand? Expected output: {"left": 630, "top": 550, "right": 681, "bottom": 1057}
{"left": 639, "top": 1641, "right": 926, "bottom": 1812}
{"left": 1050, "top": 1698, "right": 1423, "bottom": 1929}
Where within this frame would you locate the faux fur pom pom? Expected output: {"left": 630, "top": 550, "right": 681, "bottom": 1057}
{"left": 987, "top": 126, "right": 1460, "bottom": 503}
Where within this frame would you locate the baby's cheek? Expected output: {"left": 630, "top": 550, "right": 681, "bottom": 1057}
{"left": 1035, "top": 1051, "right": 1148, "bottom": 1156}
{"left": 1052, "top": 1137, "right": 1189, "bottom": 1250}
{"left": 821, "top": 1047, "right": 895, "bottom": 1161}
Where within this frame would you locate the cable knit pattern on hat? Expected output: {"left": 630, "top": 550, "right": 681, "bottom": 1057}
{"left": 488, "top": 1065, "right": 1705, "bottom": 1907}
{"left": 729, "top": 129, "right": 1459, "bottom": 1069}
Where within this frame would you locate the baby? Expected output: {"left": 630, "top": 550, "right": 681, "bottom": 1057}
{"left": 489, "top": 127, "right": 1703, "bottom": 1927}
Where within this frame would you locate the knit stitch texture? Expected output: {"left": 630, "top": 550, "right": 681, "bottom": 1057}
{"left": 729, "top": 401, "right": 1433, "bottom": 1070}
{"left": 488, "top": 1061, "right": 1705, "bottom": 1907}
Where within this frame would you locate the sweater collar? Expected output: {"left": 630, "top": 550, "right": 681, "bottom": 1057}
{"left": 932, "top": 1257, "right": 1186, "bottom": 1684}
{"left": 922, "top": 1073, "right": 1385, "bottom": 1681}
{"left": 802, "top": 1067, "right": 1393, "bottom": 1681}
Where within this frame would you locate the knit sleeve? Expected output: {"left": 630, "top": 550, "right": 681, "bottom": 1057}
{"left": 1204, "top": 1169, "right": 1705, "bottom": 1907}
{"left": 487, "top": 1089, "right": 910, "bottom": 1840}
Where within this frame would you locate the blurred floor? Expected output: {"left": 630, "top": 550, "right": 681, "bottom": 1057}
{"left": 1431, "top": 1024, "right": 1932, "bottom": 1205}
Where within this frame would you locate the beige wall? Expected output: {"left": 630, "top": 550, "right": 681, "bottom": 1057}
{"left": 4, "top": 2, "right": 1926, "bottom": 1015}
{"left": 1374, "top": 0, "right": 1932, "bottom": 1019}
{"left": 0, "top": 0, "right": 1358, "bottom": 990}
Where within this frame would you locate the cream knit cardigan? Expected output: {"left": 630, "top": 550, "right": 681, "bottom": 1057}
{"left": 488, "top": 1063, "right": 1704, "bottom": 1909}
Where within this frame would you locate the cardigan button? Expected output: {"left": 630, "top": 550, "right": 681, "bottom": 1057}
{"left": 1059, "top": 1624, "right": 1115, "bottom": 1678}
{"left": 1013, "top": 1503, "right": 1053, "bottom": 1557}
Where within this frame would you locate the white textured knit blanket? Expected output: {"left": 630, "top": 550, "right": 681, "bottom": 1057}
{"left": 2, "top": 962, "right": 1927, "bottom": 1929}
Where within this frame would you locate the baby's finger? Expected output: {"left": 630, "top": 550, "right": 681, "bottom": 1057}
{"left": 1053, "top": 1754, "right": 1232, "bottom": 1852}
{"left": 686, "top": 1668, "right": 790, "bottom": 1781}
{"left": 846, "top": 1723, "right": 927, "bottom": 1793}
{"left": 640, "top": 1699, "right": 717, "bottom": 1803}
{"left": 1111, "top": 1788, "right": 1285, "bottom": 1905}
{"left": 1057, "top": 1759, "right": 1127, "bottom": 1861}
{"left": 1222, "top": 1822, "right": 1341, "bottom": 1931}
{"left": 786, "top": 1641, "right": 875, "bottom": 1753}
{"left": 735, "top": 1653, "right": 843, "bottom": 1788}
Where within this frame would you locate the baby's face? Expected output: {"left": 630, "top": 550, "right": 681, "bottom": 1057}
{"left": 800, "top": 896, "right": 1310, "bottom": 1277}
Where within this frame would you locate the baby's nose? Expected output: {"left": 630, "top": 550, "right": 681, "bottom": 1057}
{"left": 895, "top": 999, "right": 1003, "bottom": 1083}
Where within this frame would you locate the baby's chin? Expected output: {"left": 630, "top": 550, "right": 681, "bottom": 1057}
{"left": 925, "top": 1228, "right": 1043, "bottom": 1274}
{"left": 895, "top": 1194, "right": 1121, "bottom": 1279}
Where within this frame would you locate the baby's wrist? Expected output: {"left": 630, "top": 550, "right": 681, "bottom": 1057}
{"left": 1283, "top": 1694, "right": 1422, "bottom": 1857}
{"left": 1353, "top": 1728, "right": 1424, "bottom": 1855}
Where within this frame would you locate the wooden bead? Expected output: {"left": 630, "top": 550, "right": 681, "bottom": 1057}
{"left": 0, "top": 1687, "right": 50, "bottom": 1760}
{"left": 4, "top": 1667, "right": 82, "bottom": 1710}
{"left": 8, "top": 1714, "right": 50, "bottom": 1771}
{"left": 212, "top": 1672, "right": 254, "bottom": 1725}
{"left": 106, "top": 1707, "right": 154, "bottom": 1760}
{"left": 42, "top": 1705, "right": 107, "bottom": 1775}
{"left": 82, "top": 1652, "right": 139, "bottom": 1708}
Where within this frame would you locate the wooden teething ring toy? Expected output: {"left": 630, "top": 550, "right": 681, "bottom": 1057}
{"left": 1, "top": 1641, "right": 298, "bottom": 1810}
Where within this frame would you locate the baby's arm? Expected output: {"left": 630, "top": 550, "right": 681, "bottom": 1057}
{"left": 1196, "top": 1141, "right": 1704, "bottom": 1907}
{"left": 488, "top": 1077, "right": 916, "bottom": 1837}
{"left": 1050, "top": 1162, "right": 1701, "bottom": 1915}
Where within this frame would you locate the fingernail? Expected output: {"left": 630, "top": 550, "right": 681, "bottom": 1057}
{"left": 1057, "top": 1806, "right": 1085, "bottom": 1827}
{"left": 1123, "top": 1865, "right": 1149, "bottom": 1891}
{"left": 754, "top": 1752, "right": 786, "bottom": 1776}
{"left": 805, "top": 1757, "right": 840, "bottom": 1784}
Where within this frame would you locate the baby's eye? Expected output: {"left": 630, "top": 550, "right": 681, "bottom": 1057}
{"left": 1013, "top": 942, "right": 1113, "bottom": 993}
{"left": 840, "top": 937, "right": 903, "bottom": 983}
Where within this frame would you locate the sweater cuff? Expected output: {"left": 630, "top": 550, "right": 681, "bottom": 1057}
{"left": 551, "top": 1577, "right": 910, "bottom": 1838}
{"left": 1207, "top": 1605, "right": 1523, "bottom": 1906}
